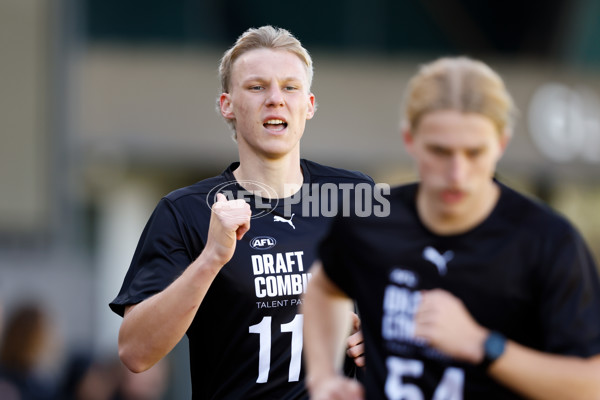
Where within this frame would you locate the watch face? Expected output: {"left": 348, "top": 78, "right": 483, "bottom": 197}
{"left": 486, "top": 332, "right": 506, "bottom": 360}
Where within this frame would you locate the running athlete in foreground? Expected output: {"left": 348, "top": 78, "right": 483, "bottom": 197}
{"left": 110, "top": 26, "right": 369, "bottom": 399}
{"left": 302, "top": 56, "right": 600, "bottom": 400}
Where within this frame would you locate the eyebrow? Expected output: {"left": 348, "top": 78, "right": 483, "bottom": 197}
{"left": 242, "top": 76, "right": 305, "bottom": 84}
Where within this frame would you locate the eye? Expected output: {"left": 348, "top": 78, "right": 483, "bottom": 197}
{"left": 429, "top": 146, "right": 451, "bottom": 157}
{"left": 285, "top": 85, "right": 298, "bottom": 91}
{"left": 249, "top": 85, "right": 264, "bottom": 91}
{"left": 466, "top": 148, "right": 484, "bottom": 158}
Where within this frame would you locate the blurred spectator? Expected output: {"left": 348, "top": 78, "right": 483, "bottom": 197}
{"left": 59, "top": 353, "right": 121, "bottom": 400}
{"left": 115, "top": 358, "right": 169, "bottom": 400}
{"left": 59, "top": 354, "right": 168, "bottom": 400}
{"left": 0, "top": 302, "right": 57, "bottom": 400}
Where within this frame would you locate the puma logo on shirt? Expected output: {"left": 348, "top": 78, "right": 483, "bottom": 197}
{"left": 422, "top": 246, "right": 454, "bottom": 276}
{"left": 274, "top": 213, "right": 295, "bottom": 229}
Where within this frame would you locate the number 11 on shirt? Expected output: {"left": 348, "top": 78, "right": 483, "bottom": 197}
{"left": 249, "top": 314, "right": 304, "bottom": 383}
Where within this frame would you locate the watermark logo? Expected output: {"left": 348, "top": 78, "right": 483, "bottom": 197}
{"left": 206, "top": 180, "right": 278, "bottom": 219}
{"left": 283, "top": 182, "right": 390, "bottom": 217}
{"left": 250, "top": 236, "right": 277, "bottom": 250}
{"left": 206, "top": 181, "right": 391, "bottom": 218}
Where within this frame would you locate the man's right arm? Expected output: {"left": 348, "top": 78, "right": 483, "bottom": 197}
{"left": 118, "top": 194, "right": 251, "bottom": 372}
{"left": 302, "top": 262, "right": 364, "bottom": 400}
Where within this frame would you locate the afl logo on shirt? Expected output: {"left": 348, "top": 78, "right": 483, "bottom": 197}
{"left": 250, "top": 236, "right": 277, "bottom": 250}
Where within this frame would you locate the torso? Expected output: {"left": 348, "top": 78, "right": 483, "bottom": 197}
{"left": 320, "top": 182, "right": 600, "bottom": 399}
{"left": 111, "top": 159, "right": 373, "bottom": 400}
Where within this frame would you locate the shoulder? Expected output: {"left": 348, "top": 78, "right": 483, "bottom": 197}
{"left": 151, "top": 171, "right": 233, "bottom": 223}
{"left": 496, "top": 182, "right": 573, "bottom": 236}
{"left": 163, "top": 173, "right": 229, "bottom": 204}
{"left": 493, "top": 182, "right": 593, "bottom": 268}
{"left": 301, "top": 159, "right": 374, "bottom": 184}
{"left": 390, "top": 182, "right": 419, "bottom": 201}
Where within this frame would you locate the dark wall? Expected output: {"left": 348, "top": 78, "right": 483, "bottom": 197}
{"left": 83, "top": 0, "right": 572, "bottom": 59}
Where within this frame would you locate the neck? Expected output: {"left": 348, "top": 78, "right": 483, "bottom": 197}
{"left": 417, "top": 180, "right": 500, "bottom": 235}
{"left": 234, "top": 152, "right": 303, "bottom": 199}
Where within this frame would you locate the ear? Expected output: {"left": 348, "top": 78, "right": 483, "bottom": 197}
{"left": 496, "top": 128, "right": 512, "bottom": 162}
{"left": 402, "top": 124, "right": 416, "bottom": 156}
{"left": 497, "top": 129, "right": 511, "bottom": 159}
{"left": 305, "top": 93, "right": 316, "bottom": 120}
{"left": 220, "top": 93, "right": 235, "bottom": 120}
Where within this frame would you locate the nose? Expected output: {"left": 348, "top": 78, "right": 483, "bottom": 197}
{"left": 265, "top": 86, "right": 284, "bottom": 107}
{"left": 447, "top": 154, "right": 467, "bottom": 184}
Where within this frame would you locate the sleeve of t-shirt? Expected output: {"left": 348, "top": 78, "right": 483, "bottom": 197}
{"left": 109, "top": 198, "right": 199, "bottom": 317}
{"left": 318, "top": 213, "right": 357, "bottom": 299}
{"left": 538, "top": 223, "right": 600, "bottom": 357}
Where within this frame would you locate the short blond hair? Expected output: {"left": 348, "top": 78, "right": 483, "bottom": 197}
{"left": 402, "top": 56, "right": 516, "bottom": 135}
{"left": 219, "top": 25, "right": 313, "bottom": 93}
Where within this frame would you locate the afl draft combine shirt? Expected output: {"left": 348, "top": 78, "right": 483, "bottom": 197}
{"left": 110, "top": 159, "right": 373, "bottom": 400}
{"left": 319, "top": 182, "right": 600, "bottom": 400}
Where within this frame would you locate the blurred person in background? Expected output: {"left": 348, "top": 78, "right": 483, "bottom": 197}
{"left": 109, "top": 25, "right": 368, "bottom": 399}
{"left": 59, "top": 353, "right": 121, "bottom": 400}
{"left": 115, "top": 358, "right": 168, "bottom": 400}
{"left": 302, "top": 56, "right": 600, "bottom": 399}
{"left": 59, "top": 353, "right": 167, "bottom": 400}
{"left": 0, "top": 302, "right": 58, "bottom": 400}
{"left": 0, "top": 299, "right": 22, "bottom": 400}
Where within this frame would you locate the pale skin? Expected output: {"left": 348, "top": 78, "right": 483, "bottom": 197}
{"left": 220, "top": 47, "right": 315, "bottom": 197}
{"left": 118, "top": 47, "right": 364, "bottom": 374}
{"left": 303, "top": 109, "right": 600, "bottom": 399}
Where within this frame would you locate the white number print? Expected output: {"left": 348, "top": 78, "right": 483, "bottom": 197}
{"left": 281, "top": 314, "right": 303, "bottom": 382}
{"left": 385, "top": 357, "right": 464, "bottom": 400}
{"left": 249, "top": 316, "right": 272, "bottom": 383}
{"left": 249, "top": 314, "right": 304, "bottom": 383}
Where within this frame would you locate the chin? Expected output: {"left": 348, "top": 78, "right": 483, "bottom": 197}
{"left": 261, "top": 147, "right": 295, "bottom": 159}
{"left": 438, "top": 202, "right": 467, "bottom": 219}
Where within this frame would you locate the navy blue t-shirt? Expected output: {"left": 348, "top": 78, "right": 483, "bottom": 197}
{"left": 319, "top": 181, "right": 600, "bottom": 399}
{"left": 110, "top": 159, "right": 373, "bottom": 400}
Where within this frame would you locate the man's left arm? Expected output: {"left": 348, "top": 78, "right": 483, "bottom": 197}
{"left": 414, "top": 289, "right": 600, "bottom": 400}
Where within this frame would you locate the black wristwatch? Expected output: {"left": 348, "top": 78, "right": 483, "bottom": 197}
{"left": 480, "top": 331, "right": 506, "bottom": 371}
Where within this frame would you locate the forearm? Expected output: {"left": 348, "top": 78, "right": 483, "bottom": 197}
{"left": 416, "top": 289, "right": 600, "bottom": 399}
{"left": 490, "top": 341, "right": 600, "bottom": 400}
{"left": 303, "top": 264, "right": 354, "bottom": 389}
{"left": 118, "top": 251, "right": 222, "bottom": 372}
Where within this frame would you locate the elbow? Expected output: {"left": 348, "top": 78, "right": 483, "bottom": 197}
{"left": 583, "top": 358, "right": 600, "bottom": 400}
{"left": 118, "top": 343, "right": 153, "bottom": 373}
{"left": 579, "top": 389, "right": 600, "bottom": 400}
{"left": 576, "top": 370, "right": 600, "bottom": 400}
{"left": 585, "top": 384, "right": 600, "bottom": 400}
{"left": 117, "top": 313, "right": 155, "bottom": 373}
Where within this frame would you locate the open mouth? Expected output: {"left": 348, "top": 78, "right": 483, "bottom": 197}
{"left": 263, "top": 119, "right": 288, "bottom": 132}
